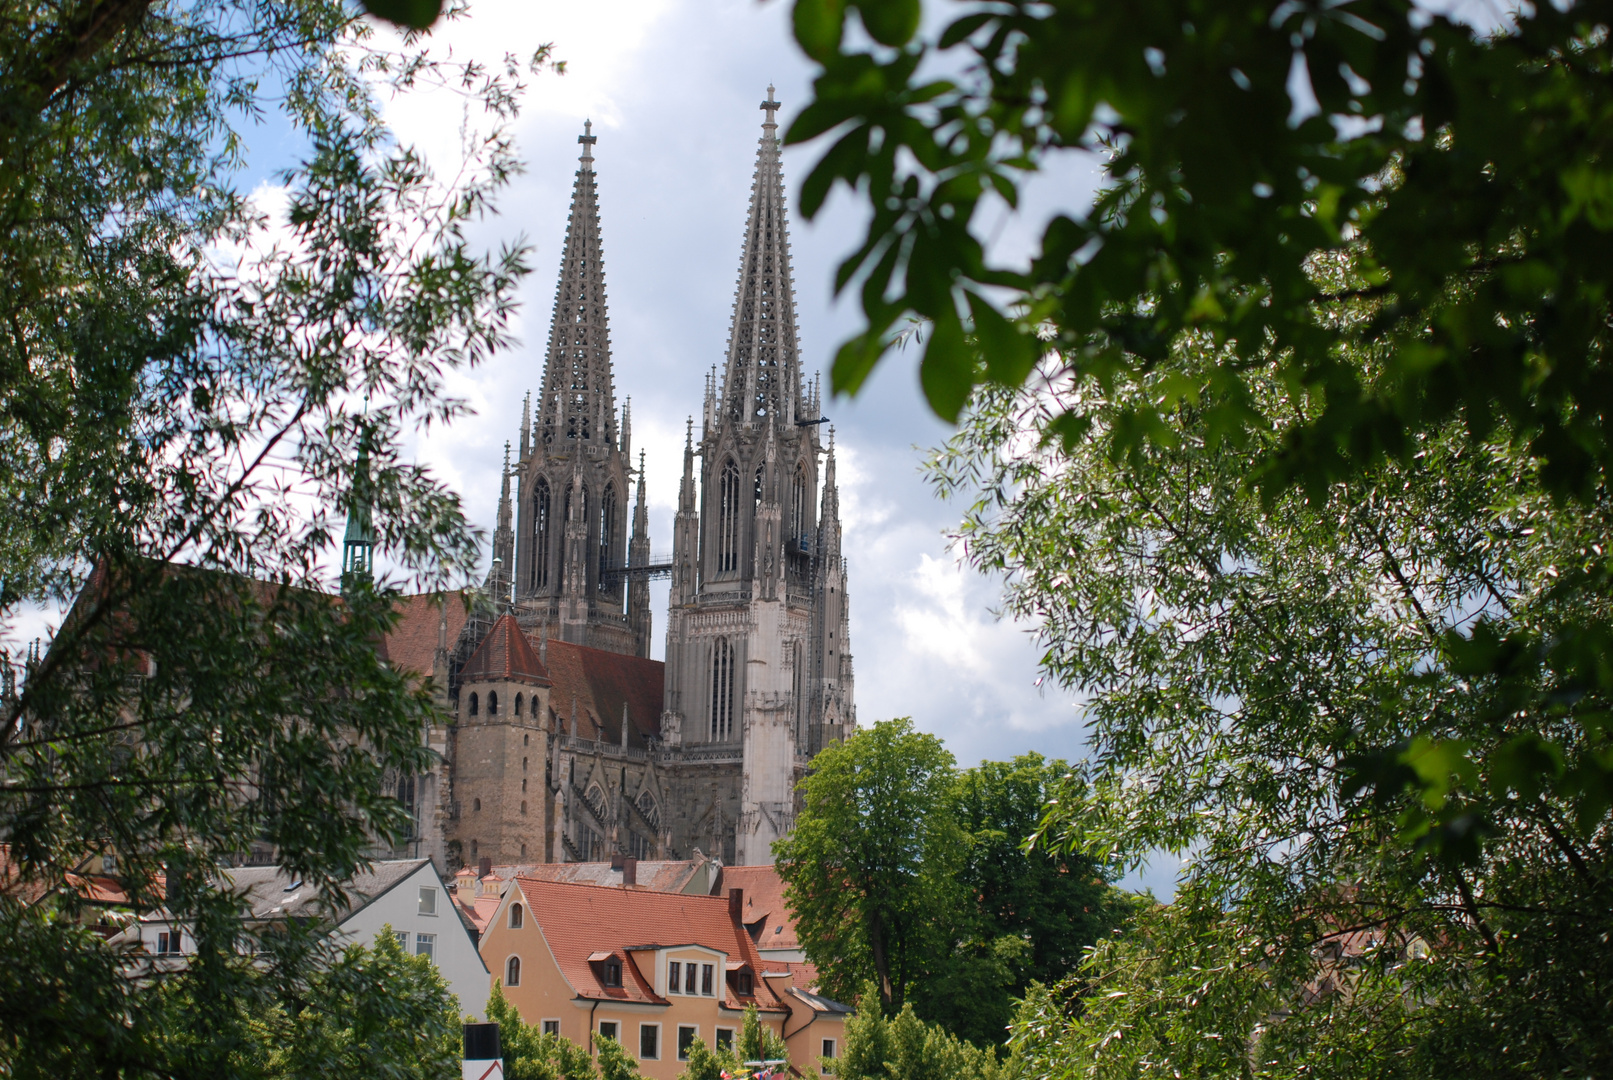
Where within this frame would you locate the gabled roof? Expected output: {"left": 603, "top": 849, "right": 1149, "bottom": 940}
{"left": 225, "top": 859, "right": 428, "bottom": 922}
{"left": 462, "top": 614, "right": 550, "bottom": 686}
{"left": 722, "top": 864, "right": 798, "bottom": 951}
{"left": 543, "top": 640, "right": 663, "bottom": 747}
{"left": 509, "top": 878, "right": 789, "bottom": 1012}
{"left": 383, "top": 591, "right": 468, "bottom": 677}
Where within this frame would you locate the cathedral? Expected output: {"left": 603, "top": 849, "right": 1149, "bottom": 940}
{"left": 382, "top": 91, "right": 856, "bottom": 871}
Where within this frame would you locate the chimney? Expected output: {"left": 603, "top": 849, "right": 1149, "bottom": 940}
{"left": 623, "top": 858, "right": 637, "bottom": 887}
{"left": 611, "top": 852, "right": 625, "bottom": 870}
{"left": 478, "top": 856, "right": 492, "bottom": 880}
{"left": 455, "top": 870, "right": 476, "bottom": 906}
{"left": 728, "top": 887, "right": 743, "bottom": 920}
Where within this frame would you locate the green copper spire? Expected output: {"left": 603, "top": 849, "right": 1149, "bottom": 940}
{"left": 341, "top": 439, "right": 376, "bottom": 590}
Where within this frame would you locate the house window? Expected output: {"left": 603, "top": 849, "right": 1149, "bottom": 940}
{"left": 668, "top": 961, "right": 681, "bottom": 994}
{"left": 418, "top": 887, "right": 437, "bottom": 915}
{"left": 506, "top": 956, "right": 521, "bottom": 986}
{"left": 822, "top": 1038, "right": 838, "bottom": 1073}
{"left": 468, "top": 692, "right": 479, "bottom": 717}
{"left": 701, "top": 964, "right": 714, "bottom": 995}
{"left": 155, "top": 930, "right": 182, "bottom": 955}
{"left": 509, "top": 903, "right": 523, "bottom": 929}
{"left": 678, "top": 1026, "right": 697, "bottom": 1061}
{"left": 598, "top": 1021, "right": 619, "bottom": 1043}
{"left": 639, "top": 1023, "right": 659, "bottom": 1060}
{"left": 415, "top": 933, "right": 435, "bottom": 962}
{"left": 394, "top": 930, "right": 408, "bottom": 950}
{"left": 488, "top": 691, "right": 499, "bottom": 716}
{"left": 715, "top": 1028, "right": 734, "bottom": 1051}
{"left": 542, "top": 1020, "right": 561, "bottom": 1036}
{"left": 602, "top": 959, "right": 622, "bottom": 988}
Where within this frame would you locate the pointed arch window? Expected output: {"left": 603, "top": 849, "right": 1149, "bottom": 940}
{"left": 718, "top": 460, "right": 741, "bottom": 573}
{"left": 532, "top": 479, "right": 551, "bottom": 590}
{"left": 598, "top": 482, "right": 617, "bottom": 592}
{"left": 710, "top": 637, "right": 735, "bottom": 741}
{"left": 636, "top": 790, "right": 660, "bottom": 830}
{"left": 791, "top": 465, "right": 807, "bottom": 551}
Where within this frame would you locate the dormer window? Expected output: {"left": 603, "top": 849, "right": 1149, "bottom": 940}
{"left": 735, "top": 971, "right": 753, "bottom": 996}
{"left": 604, "top": 959, "right": 622, "bottom": 988}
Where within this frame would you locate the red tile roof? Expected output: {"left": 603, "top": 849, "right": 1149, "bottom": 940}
{"left": 382, "top": 591, "right": 468, "bottom": 677}
{"left": 463, "top": 614, "right": 550, "bottom": 686}
{"left": 722, "top": 864, "right": 799, "bottom": 951}
{"left": 512, "top": 878, "right": 789, "bottom": 1012}
{"left": 541, "top": 640, "right": 663, "bottom": 747}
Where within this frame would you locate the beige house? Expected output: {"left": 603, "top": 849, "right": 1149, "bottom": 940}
{"left": 477, "top": 877, "right": 848, "bottom": 1079}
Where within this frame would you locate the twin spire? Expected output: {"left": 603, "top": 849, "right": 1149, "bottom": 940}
{"left": 535, "top": 118, "right": 617, "bottom": 450}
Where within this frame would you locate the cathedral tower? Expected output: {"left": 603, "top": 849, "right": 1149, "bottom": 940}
{"left": 662, "top": 89, "right": 856, "bottom": 864}
{"left": 513, "top": 123, "right": 651, "bottom": 656}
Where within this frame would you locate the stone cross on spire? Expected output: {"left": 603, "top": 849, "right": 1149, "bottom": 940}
{"left": 761, "top": 85, "right": 780, "bottom": 127}
{"left": 578, "top": 118, "right": 596, "bottom": 168}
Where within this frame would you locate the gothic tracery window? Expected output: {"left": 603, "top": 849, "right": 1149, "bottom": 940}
{"left": 636, "top": 790, "right": 660, "bottom": 831}
{"left": 598, "top": 482, "right": 616, "bottom": 592}
{"left": 717, "top": 459, "right": 741, "bottom": 573}
{"left": 709, "top": 637, "right": 735, "bottom": 741}
{"left": 532, "top": 479, "right": 551, "bottom": 590}
{"left": 790, "top": 464, "right": 806, "bottom": 551}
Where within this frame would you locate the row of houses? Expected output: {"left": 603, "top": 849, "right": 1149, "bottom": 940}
{"left": 64, "top": 852, "right": 848, "bottom": 1080}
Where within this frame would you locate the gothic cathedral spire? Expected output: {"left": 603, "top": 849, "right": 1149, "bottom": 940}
{"left": 662, "top": 89, "right": 856, "bottom": 865}
{"left": 512, "top": 122, "right": 639, "bottom": 655}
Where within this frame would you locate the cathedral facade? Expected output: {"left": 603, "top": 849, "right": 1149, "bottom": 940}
{"left": 392, "top": 92, "right": 855, "bottom": 870}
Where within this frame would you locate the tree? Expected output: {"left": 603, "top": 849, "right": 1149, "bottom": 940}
{"left": 929, "top": 347, "right": 1613, "bottom": 1073}
{"left": 833, "top": 981, "right": 1007, "bottom": 1080}
{"left": 775, "top": 719, "right": 964, "bottom": 1012}
{"left": 786, "top": 0, "right": 1613, "bottom": 856}
{"left": 257, "top": 928, "right": 461, "bottom": 1080}
{"left": 677, "top": 1004, "right": 790, "bottom": 1080}
{"left": 914, "top": 755, "right": 1140, "bottom": 1046}
{"left": 0, "top": 0, "right": 544, "bottom": 1073}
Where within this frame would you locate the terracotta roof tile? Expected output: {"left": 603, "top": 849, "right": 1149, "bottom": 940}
{"left": 463, "top": 614, "right": 550, "bottom": 685}
{"left": 722, "top": 864, "right": 798, "bottom": 951}
{"left": 512, "top": 878, "right": 788, "bottom": 1012}
{"left": 541, "top": 640, "right": 663, "bottom": 747}
{"left": 487, "top": 860, "right": 702, "bottom": 893}
{"left": 383, "top": 592, "right": 468, "bottom": 677}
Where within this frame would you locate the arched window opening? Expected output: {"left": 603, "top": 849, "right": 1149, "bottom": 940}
{"left": 532, "top": 479, "right": 551, "bottom": 590}
{"left": 523, "top": 732, "right": 530, "bottom": 746}
{"left": 473, "top": 798, "right": 481, "bottom": 812}
{"left": 791, "top": 464, "right": 807, "bottom": 551}
{"left": 709, "top": 638, "right": 735, "bottom": 741}
{"left": 468, "top": 692, "right": 479, "bottom": 717}
{"left": 488, "top": 691, "right": 499, "bottom": 716}
{"left": 636, "top": 790, "right": 660, "bottom": 830}
{"left": 514, "top": 693, "right": 524, "bottom": 717}
{"left": 506, "top": 956, "right": 522, "bottom": 986}
{"left": 510, "top": 903, "right": 524, "bottom": 929}
{"left": 521, "top": 800, "right": 528, "bottom": 815}
{"left": 718, "top": 460, "right": 741, "bottom": 573}
{"left": 598, "top": 482, "right": 617, "bottom": 592}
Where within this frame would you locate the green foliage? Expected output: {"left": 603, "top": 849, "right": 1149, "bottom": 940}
{"left": 484, "top": 982, "right": 596, "bottom": 1080}
{"left": 593, "top": 1035, "right": 643, "bottom": 1080}
{"left": 775, "top": 719, "right": 965, "bottom": 1012}
{"left": 780, "top": 728, "right": 1136, "bottom": 1044}
{"left": 0, "top": 0, "right": 548, "bottom": 1073}
{"left": 834, "top": 981, "right": 1006, "bottom": 1080}
{"left": 791, "top": 0, "right": 1613, "bottom": 851}
{"left": 262, "top": 928, "right": 460, "bottom": 1079}
{"left": 915, "top": 754, "right": 1142, "bottom": 1045}
{"left": 737, "top": 1001, "right": 790, "bottom": 1063}
{"left": 931, "top": 351, "right": 1613, "bottom": 1072}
